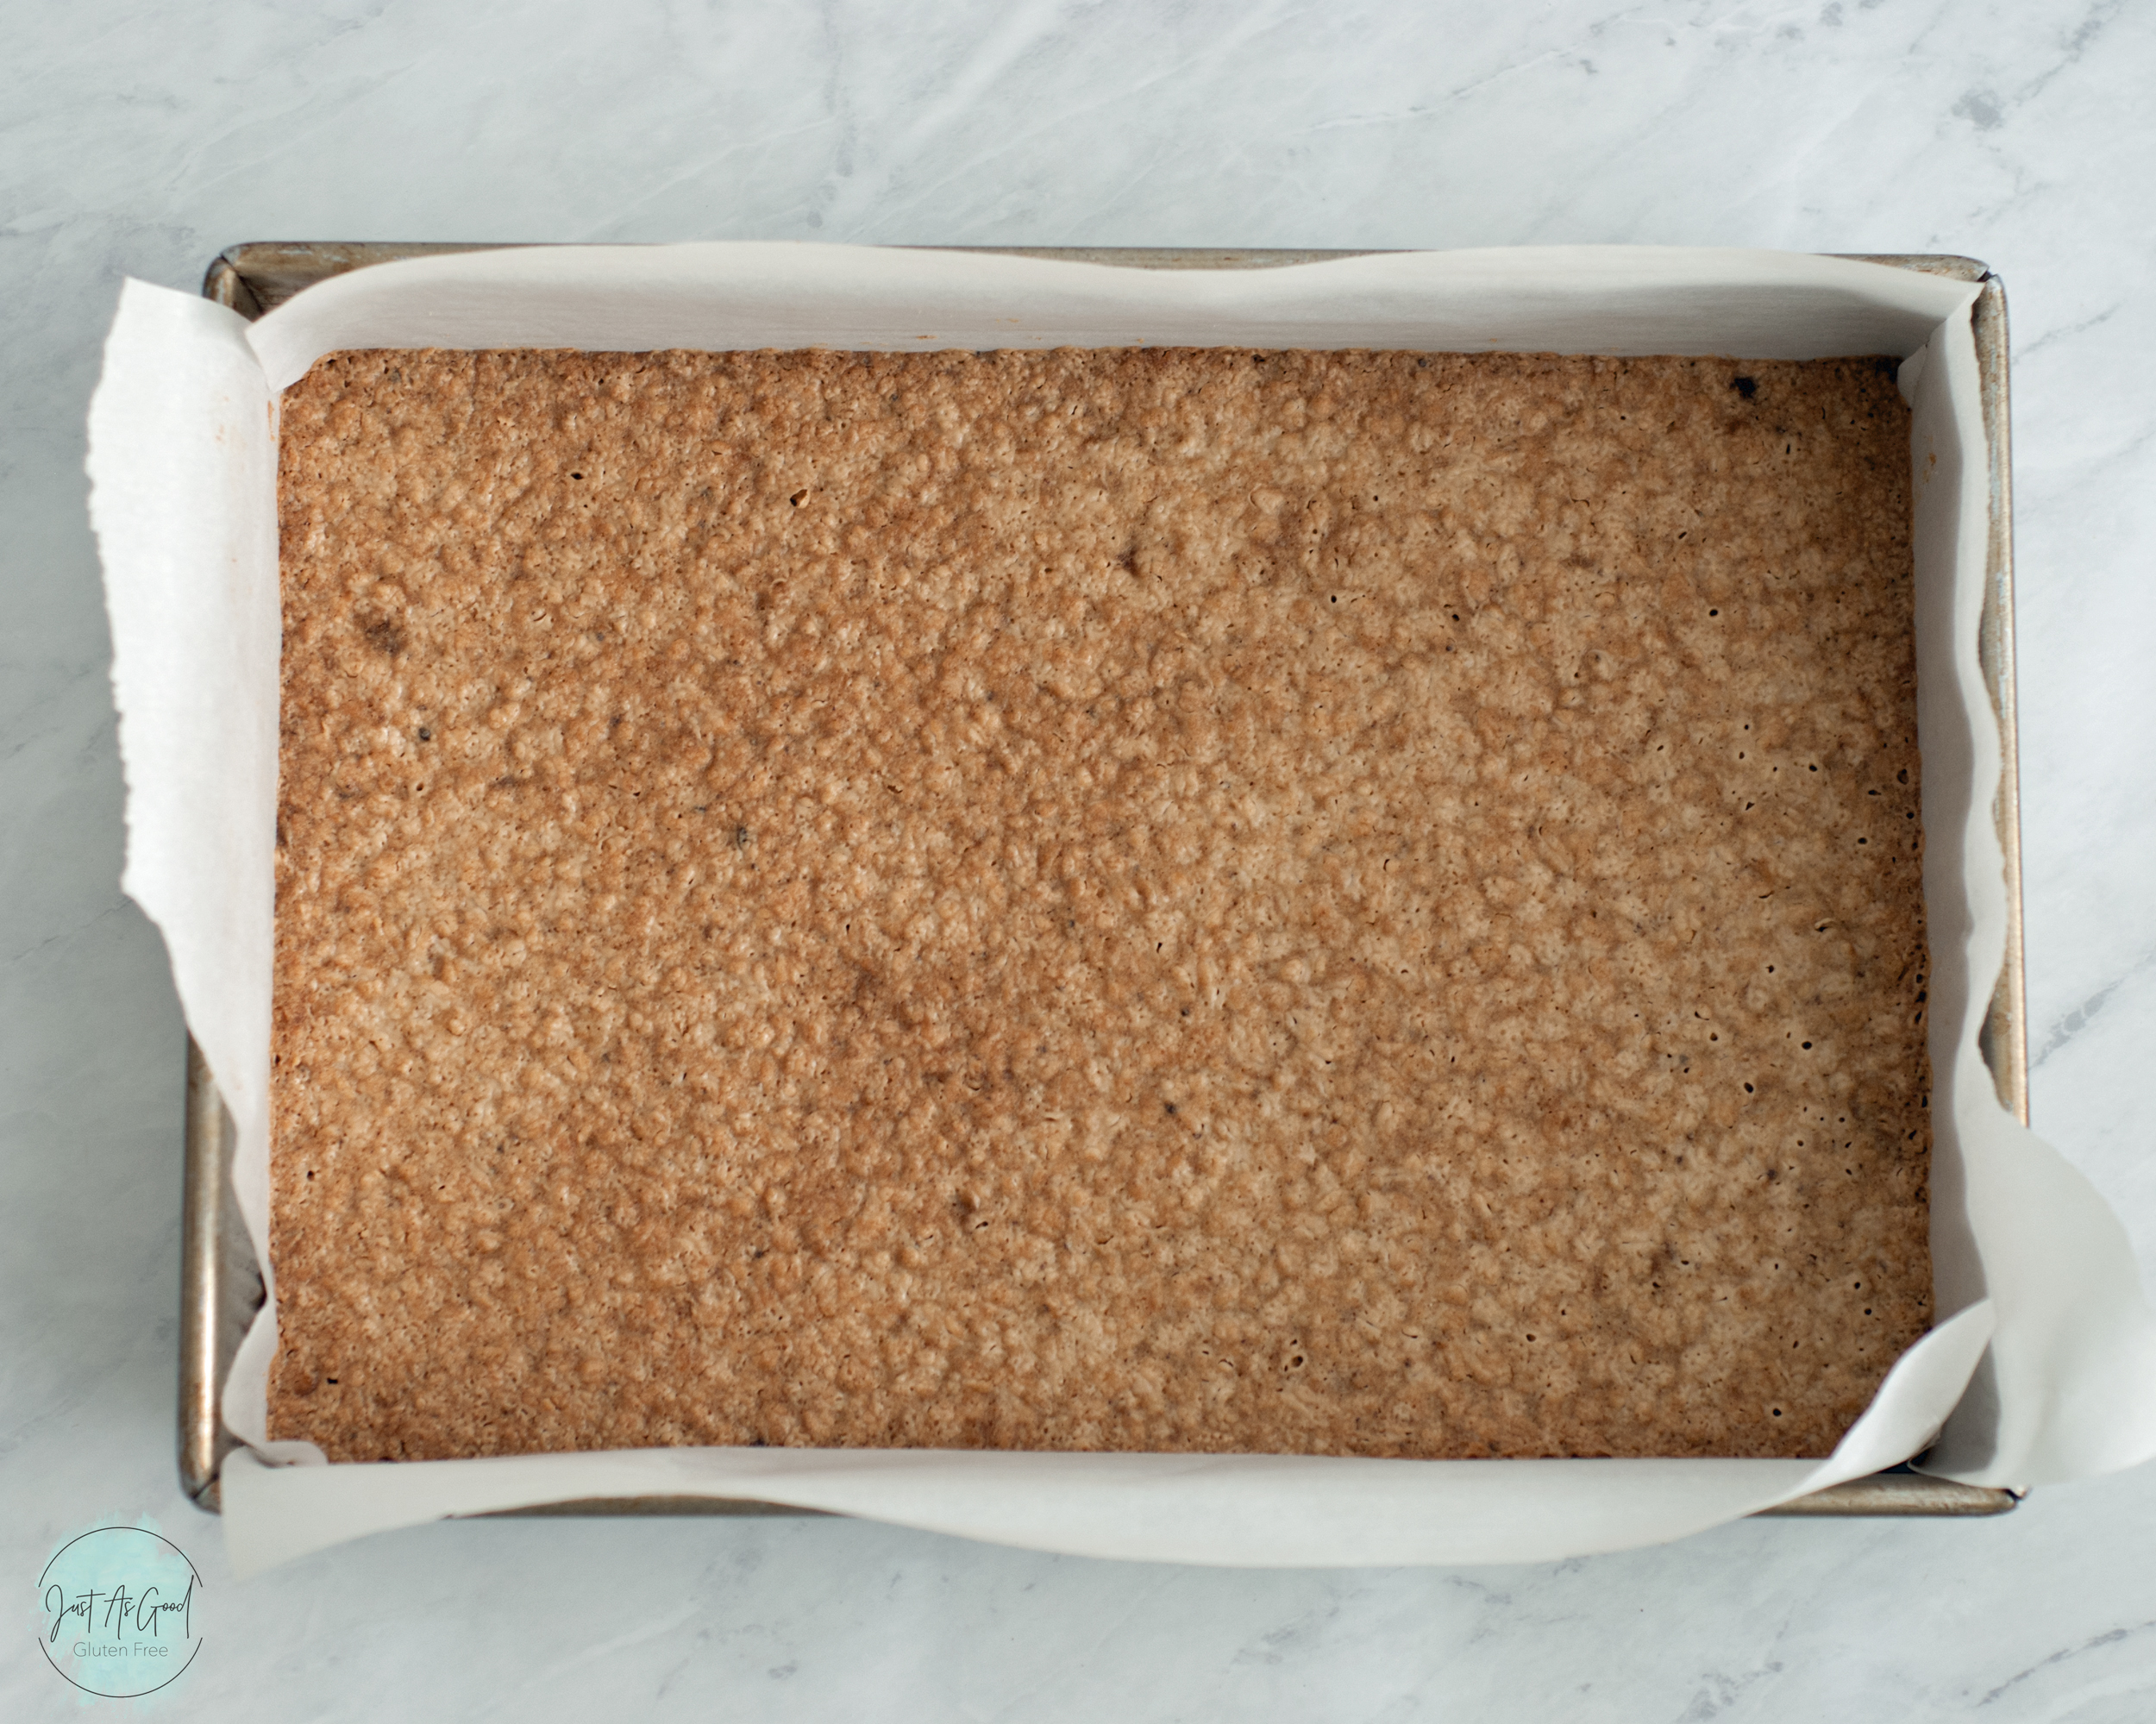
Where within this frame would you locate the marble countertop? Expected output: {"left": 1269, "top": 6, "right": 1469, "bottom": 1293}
{"left": 5, "top": 3, "right": 2153, "bottom": 1717}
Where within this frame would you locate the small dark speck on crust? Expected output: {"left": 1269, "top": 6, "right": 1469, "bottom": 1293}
{"left": 1733, "top": 375, "right": 1758, "bottom": 399}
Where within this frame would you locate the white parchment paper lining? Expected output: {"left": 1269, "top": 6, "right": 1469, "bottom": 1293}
{"left": 85, "top": 245, "right": 2156, "bottom": 1577}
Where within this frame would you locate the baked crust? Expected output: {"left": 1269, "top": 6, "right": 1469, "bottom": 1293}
{"left": 268, "top": 347, "right": 1930, "bottom": 1462}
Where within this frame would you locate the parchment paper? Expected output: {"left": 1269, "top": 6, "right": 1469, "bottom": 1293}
{"left": 85, "top": 246, "right": 2156, "bottom": 1576}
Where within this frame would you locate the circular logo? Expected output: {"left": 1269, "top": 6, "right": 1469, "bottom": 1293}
{"left": 36, "top": 1523, "right": 203, "bottom": 1699}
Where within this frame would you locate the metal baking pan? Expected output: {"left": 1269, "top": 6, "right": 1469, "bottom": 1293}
{"left": 180, "top": 241, "right": 2025, "bottom": 1520}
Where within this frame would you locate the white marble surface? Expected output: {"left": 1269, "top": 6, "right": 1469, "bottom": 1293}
{"left": 4, "top": 2, "right": 2154, "bottom": 1716}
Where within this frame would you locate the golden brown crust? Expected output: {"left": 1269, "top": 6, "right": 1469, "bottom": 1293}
{"left": 268, "top": 347, "right": 1929, "bottom": 1463}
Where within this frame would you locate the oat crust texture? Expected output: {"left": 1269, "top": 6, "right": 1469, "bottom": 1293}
{"left": 268, "top": 346, "right": 1932, "bottom": 1463}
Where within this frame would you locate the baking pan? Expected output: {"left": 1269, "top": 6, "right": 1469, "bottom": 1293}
{"left": 179, "top": 242, "right": 2024, "bottom": 1520}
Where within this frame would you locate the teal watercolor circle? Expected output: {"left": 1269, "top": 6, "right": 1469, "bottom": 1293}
{"left": 36, "top": 1524, "right": 204, "bottom": 1700}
